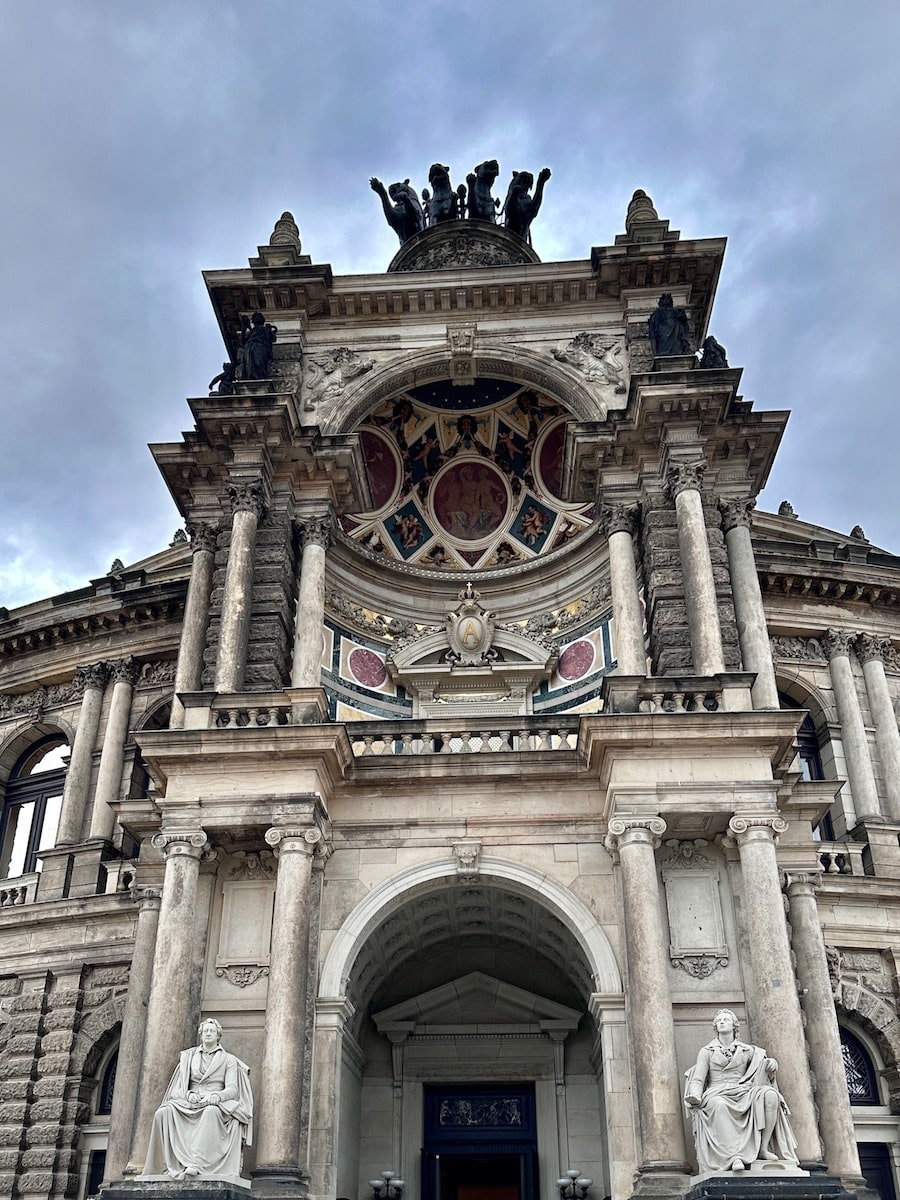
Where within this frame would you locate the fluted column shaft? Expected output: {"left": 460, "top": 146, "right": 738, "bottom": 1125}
{"left": 89, "top": 657, "right": 139, "bottom": 840}
{"left": 727, "top": 817, "right": 822, "bottom": 1165}
{"left": 56, "top": 663, "right": 108, "bottom": 845}
{"left": 105, "top": 888, "right": 161, "bottom": 1182}
{"left": 720, "top": 499, "right": 779, "bottom": 709}
{"left": 856, "top": 635, "right": 900, "bottom": 821}
{"left": 605, "top": 817, "right": 688, "bottom": 1173}
{"left": 823, "top": 630, "right": 880, "bottom": 823}
{"left": 254, "top": 825, "right": 322, "bottom": 1179}
{"left": 215, "top": 482, "right": 265, "bottom": 693}
{"left": 667, "top": 463, "right": 725, "bottom": 675}
{"left": 127, "top": 831, "right": 211, "bottom": 1172}
{"left": 290, "top": 514, "right": 331, "bottom": 688}
{"left": 784, "top": 873, "right": 863, "bottom": 1179}
{"left": 601, "top": 505, "right": 646, "bottom": 676}
{"left": 170, "top": 523, "right": 217, "bottom": 728}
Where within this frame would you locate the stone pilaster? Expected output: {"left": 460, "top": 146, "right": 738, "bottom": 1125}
{"left": 127, "top": 831, "right": 213, "bottom": 1174}
{"left": 784, "top": 872, "right": 864, "bottom": 1181}
{"left": 605, "top": 816, "right": 689, "bottom": 1182}
{"left": 88, "top": 657, "right": 139, "bottom": 841}
{"left": 290, "top": 512, "right": 332, "bottom": 689}
{"left": 725, "top": 816, "right": 822, "bottom": 1167}
{"left": 309, "top": 997, "right": 355, "bottom": 1200}
{"left": 666, "top": 463, "right": 725, "bottom": 675}
{"left": 214, "top": 480, "right": 266, "bottom": 693}
{"left": 720, "top": 498, "right": 779, "bottom": 709}
{"left": 822, "top": 629, "right": 881, "bottom": 823}
{"left": 855, "top": 634, "right": 900, "bottom": 821}
{"left": 170, "top": 522, "right": 218, "bottom": 728}
{"left": 600, "top": 504, "right": 646, "bottom": 677}
{"left": 55, "top": 662, "right": 108, "bottom": 846}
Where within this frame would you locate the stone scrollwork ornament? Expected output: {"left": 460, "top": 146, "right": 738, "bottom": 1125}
{"left": 551, "top": 333, "right": 626, "bottom": 394}
{"left": 445, "top": 582, "right": 498, "bottom": 666}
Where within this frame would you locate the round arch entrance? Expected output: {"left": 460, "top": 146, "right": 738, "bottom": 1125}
{"left": 311, "top": 857, "right": 623, "bottom": 1200}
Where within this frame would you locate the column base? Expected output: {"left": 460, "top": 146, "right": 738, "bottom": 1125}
{"left": 629, "top": 1164, "right": 692, "bottom": 1199}
{"left": 250, "top": 1167, "right": 309, "bottom": 1199}
{"left": 97, "top": 1181, "right": 251, "bottom": 1199}
{"left": 683, "top": 1170, "right": 867, "bottom": 1200}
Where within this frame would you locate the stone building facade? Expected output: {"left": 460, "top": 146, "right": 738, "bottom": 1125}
{"left": 1, "top": 186, "right": 899, "bottom": 1200}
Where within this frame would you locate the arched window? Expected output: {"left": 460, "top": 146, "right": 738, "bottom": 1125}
{"left": 841, "top": 1027, "right": 880, "bottom": 1105}
{"left": 0, "top": 735, "right": 68, "bottom": 879}
{"left": 779, "top": 693, "right": 834, "bottom": 839}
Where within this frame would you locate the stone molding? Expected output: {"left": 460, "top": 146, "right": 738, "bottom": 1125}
{"left": 186, "top": 521, "right": 219, "bottom": 555}
{"left": 600, "top": 503, "right": 638, "bottom": 538}
{"left": 726, "top": 814, "right": 788, "bottom": 844}
{"left": 298, "top": 514, "right": 332, "bottom": 551}
{"left": 605, "top": 815, "right": 667, "bottom": 857}
{"left": 719, "top": 496, "right": 755, "bottom": 532}
{"left": 74, "top": 661, "right": 110, "bottom": 694}
{"left": 822, "top": 628, "right": 854, "bottom": 660}
{"left": 109, "top": 656, "right": 140, "bottom": 687}
{"left": 665, "top": 461, "right": 706, "bottom": 500}
{"left": 854, "top": 633, "right": 892, "bottom": 664}
{"left": 216, "top": 964, "right": 270, "bottom": 988}
{"left": 265, "top": 826, "right": 324, "bottom": 857}
{"left": 150, "top": 830, "right": 213, "bottom": 860}
{"left": 226, "top": 479, "right": 266, "bottom": 519}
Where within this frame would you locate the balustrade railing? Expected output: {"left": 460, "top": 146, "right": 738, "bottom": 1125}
{"left": 348, "top": 718, "right": 581, "bottom": 758}
{"left": 817, "top": 841, "right": 867, "bottom": 877}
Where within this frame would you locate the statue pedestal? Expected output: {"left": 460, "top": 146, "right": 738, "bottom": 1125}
{"left": 684, "top": 1171, "right": 861, "bottom": 1200}
{"left": 96, "top": 1182, "right": 250, "bottom": 1200}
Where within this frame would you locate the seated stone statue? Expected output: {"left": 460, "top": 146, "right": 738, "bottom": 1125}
{"left": 684, "top": 1009, "right": 798, "bottom": 1174}
{"left": 140, "top": 1018, "right": 253, "bottom": 1184}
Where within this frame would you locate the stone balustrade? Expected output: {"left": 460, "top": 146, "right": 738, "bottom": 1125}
{"left": 0, "top": 873, "right": 38, "bottom": 907}
{"left": 349, "top": 718, "right": 581, "bottom": 757}
{"left": 817, "top": 841, "right": 867, "bottom": 876}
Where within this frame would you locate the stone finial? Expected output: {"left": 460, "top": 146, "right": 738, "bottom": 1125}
{"left": 777, "top": 500, "right": 798, "bottom": 518}
{"left": 170, "top": 528, "right": 188, "bottom": 547}
{"left": 625, "top": 189, "right": 659, "bottom": 235}
{"left": 850, "top": 525, "right": 868, "bottom": 541}
{"left": 269, "top": 211, "right": 301, "bottom": 250}
{"left": 109, "top": 558, "right": 125, "bottom": 574}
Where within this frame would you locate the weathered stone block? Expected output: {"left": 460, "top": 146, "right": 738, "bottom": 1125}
{"left": 0, "top": 1102, "right": 27, "bottom": 1124}
{"left": 29, "top": 1099, "right": 65, "bottom": 1122}
{"left": 7, "top": 1036, "right": 40, "bottom": 1056}
{"left": 21, "top": 1147, "right": 56, "bottom": 1168}
{"left": 19, "top": 1170, "right": 54, "bottom": 1191}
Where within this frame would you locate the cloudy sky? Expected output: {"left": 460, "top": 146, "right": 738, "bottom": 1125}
{"left": 1, "top": 1, "right": 897, "bottom": 610}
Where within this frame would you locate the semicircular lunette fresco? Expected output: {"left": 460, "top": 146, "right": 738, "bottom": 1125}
{"left": 341, "top": 379, "right": 594, "bottom": 570}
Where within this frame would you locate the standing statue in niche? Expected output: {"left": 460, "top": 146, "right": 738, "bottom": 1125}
{"left": 239, "top": 311, "right": 277, "bottom": 380}
{"left": 684, "top": 1010, "right": 798, "bottom": 1174}
{"left": 466, "top": 160, "right": 501, "bottom": 222}
{"left": 502, "top": 168, "right": 551, "bottom": 243}
{"left": 648, "top": 293, "right": 691, "bottom": 356}
{"left": 369, "top": 177, "right": 425, "bottom": 244}
{"left": 140, "top": 1018, "right": 253, "bottom": 1184}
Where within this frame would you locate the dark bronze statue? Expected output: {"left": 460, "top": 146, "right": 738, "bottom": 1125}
{"left": 502, "top": 168, "right": 551, "bottom": 243}
{"left": 698, "top": 335, "right": 729, "bottom": 369}
{"left": 466, "top": 160, "right": 500, "bottom": 222}
{"left": 239, "top": 312, "right": 277, "bottom": 380}
{"left": 426, "top": 163, "right": 462, "bottom": 225}
{"left": 209, "top": 361, "right": 237, "bottom": 395}
{"left": 648, "top": 294, "right": 691, "bottom": 356}
{"left": 370, "top": 177, "right": 425, "bottom": 244}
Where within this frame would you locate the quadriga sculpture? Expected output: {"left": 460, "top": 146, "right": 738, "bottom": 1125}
{"left": 502, "top": 167, "right": 551, "bottom": 243}
{"left": 369, "top": 177, "right": 425, "bottom": 244}
{"left": 466, "top": 160, "right": 500, "bottom": 222}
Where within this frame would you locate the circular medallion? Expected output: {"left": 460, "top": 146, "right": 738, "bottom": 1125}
{"left": 431, "top": 460, "right": 510, "bottom": 543}
{"left": 558, "top": 640, "right": 595, "bottom": 681}
{"left": 359, "top": 428, "right": 400, "bottom": 513}
{"left": 536, "top": 419, "right": 566, "bottom": 500}
{"left": 348, "top": 647, "right": 388, "bottom": 688}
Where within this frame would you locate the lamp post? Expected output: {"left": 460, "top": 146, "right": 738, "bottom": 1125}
{"left": 369, "top": 1170, "right": 405, "bottom": 1200}
{"left": 556, "top": 1168, "right": 592, "bottom": 1200}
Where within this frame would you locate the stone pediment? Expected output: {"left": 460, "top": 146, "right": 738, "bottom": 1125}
{"left": 372, "top": 971, "right": 580, "bottom": 1036}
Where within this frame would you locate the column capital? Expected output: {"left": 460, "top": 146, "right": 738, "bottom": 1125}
{"left": 109, "top": 655, "right": 140, "bottom": 686}
{"left": 130, "top": 885, "right": 163, "bottom": 910}
{"left": 599, "top": 502, "right": 638, "bottom": 538}
{"left": 783, "top": 870, "right": 822, "bottom": 895}
{"left": 297, "top": 513, "right": 332, "bottom": 550}
{"left": 605, "top": 815, "right": 667, "bottom": 856}
{"left": 822, "top": 628, "right": 854, "bottom": 660}
{"left": 186, "top": 520, "right": 219, "bottom": 555}
{"left": 74, "top": 661, "right": 109, "bottom": 695}
{"left": 719, "top": 496, "right": 755, "bottom": 532}
{"left": 265, "top": 825, "right": 326, "bottom": 856}
{"left": 226, "top": 478, "right": 266, "bottom": 518}
{"left": 151, "top": 829, "right": 214, "bottom": 860}
{"left": 665, "top": 460, "right": 706, "bottom": 500}
{"left": 854, "top": 633, "right": 891, "bottom": 664}
{"left": 727, "top": 814, "right": 788, "bottom": 844}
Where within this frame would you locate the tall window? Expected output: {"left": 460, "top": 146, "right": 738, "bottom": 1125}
{"left": 780, "top": 694, "right": 833, "bottom": 839}
{"left": 0, "top": 736, "right": 68, "bottom": 879}
{"left": 841, "top": 1027, "right": 880, "bottom": 1105}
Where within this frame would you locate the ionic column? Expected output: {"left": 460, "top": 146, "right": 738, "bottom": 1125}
{"left": 726, "top": 817, "right": 822, "bottom": 1166}
{"left": 170, "top": 522, "right": 218, "bottom": 728}
{"left": 290, "top": 512, "right": 332, "bottom": 688}
{"left": 104, "top": 887, "right": 161, "bottom": 1182}
{"left": 720, "top": 498, "right": 779, "bottom": 709}
{"left": 666, "top": 462, "right": 725, "bottom": 675}
{"left": 56, "top": 662, "right": 108, "bottom": 845}
{"left": 784, "top": 872, "right": 863, "bottom": 1180}
{"left": 215, "top": 480, "right": 266, "bottom": 694}
{"left": 605, "top": 817, "right": 689, "bottom": 1177}
{"left": 822, "top": 629, "right": 880, "bottom": 823}
{"left": 127, "top": 831, "right": 212, "bottom": 1173}
{"left": 856, "top": 634, "right": 900, "bottom": 821}
{"left": 600, "top": 504, "right": 646, "bottom": 676}
{"left": 253, "top": 825, "right": 324, "bottom": 1193}
{"left": 88, "top": 657, "right": 139, "bottom": 841}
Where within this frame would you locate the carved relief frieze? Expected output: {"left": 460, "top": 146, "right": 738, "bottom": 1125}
{"left": 302, "top": 347, "right": 375, "bottom": 413}
{"left": 325, "top": 587, "right": 424, "bottom": 642}
{"left": 137, "top": 660, "right": 177, "bottom": 688}
{"left": 216, "top": 965, "right": 270, "bottom": 988}
{"left": 551, "top": 332, "right": 627, "bottom": 400}
{"left": 0, "top": 677, "right": 85, "bottom": 721}
{"left": 770, "top": 635, "right": 826, "bottom": 663}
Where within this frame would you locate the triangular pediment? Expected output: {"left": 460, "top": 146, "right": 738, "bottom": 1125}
{"left": 372, "top": 971, "right": 580, "bottom": 1034}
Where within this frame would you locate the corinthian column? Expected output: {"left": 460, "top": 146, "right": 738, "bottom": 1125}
{"left": 720, "top": 498, "right": 779, "bottom": 709}
{"left": 290, "top": 512, "right": 331, "bottom": 688}
{"left": 666, "top": 462, "right": 725, "bottom": 675}
{"left": 127, "top": 831, "right": 212, "bottom": 1173}
{"left": 605, "top": 817, "right": 689, "bottom": 1180}
{"left": 56, "top": 662, "right": 108, "bottom": 845}
{"left": 784, "top": 872, "right": 864, "bottom": 1181}
{"left": 170, "top": 522, "right": 218, "bottom": 728}
{"left": 822, "top": 629, "right": 880, "bottom": 823}
{"left": 215, "top": 480, "right": 266, "bottom": 694}
{"left": 89, "top": 656, "right": 139, "bottom": 840}
{"left": 253, "top": 824, "right": 324, "bottom": 1196}
{"left": 726, "top": 816, "right": 822, "bottom": 1166}
{"left": 855, "top": 634, "right": 900, "bottom": 821}
{"left": 600, "top": 503, "right": 646, "bottom": 676}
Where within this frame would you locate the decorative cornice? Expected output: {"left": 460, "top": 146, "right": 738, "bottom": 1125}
{"left": 719, "top": 497, "right": 755, "bottom": 533}
{"left": 854, "top": 633, "right": 892, "bottom": 665}
{"left": 110, "top": 656, "right": 140, "bottom": 687}
{"left": 75, "top": 662, "right": 110, "bottom": 694}
{"left": 187, "top": 521, "right": 219, "bottom": 555}
{"left": 151, "top": 830, "right": 213, "bottom": 860}
{"left": 298, "top": 514, "right": 332, "bottom": 550}
{"left": 665, "top": 461, "right": 706, "bottom": 500}
{"left": 599, "top": 503, "right": 637, "bottom": 539}
{"left": 226, "top": 480, "right": 266, "bottom": 518}
{"left": 822, "top": 628, "right": 854, "bottom": 660}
